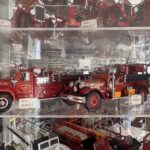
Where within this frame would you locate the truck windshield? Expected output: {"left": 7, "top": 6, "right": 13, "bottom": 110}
{"left": 22, "top": 72, "right": 30, "bottom": 81}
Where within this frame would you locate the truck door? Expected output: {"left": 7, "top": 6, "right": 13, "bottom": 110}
{"left": 15, "top": 71, "right": 33, "bottom": 98}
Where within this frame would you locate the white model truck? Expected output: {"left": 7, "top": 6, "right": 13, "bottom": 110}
{"left": 7, "top": 120, "right": 70, "bottom": 150}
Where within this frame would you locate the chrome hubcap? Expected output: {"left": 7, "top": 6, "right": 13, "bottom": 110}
{"left": 0, "top": 97, "right": 8, "bottom": 109}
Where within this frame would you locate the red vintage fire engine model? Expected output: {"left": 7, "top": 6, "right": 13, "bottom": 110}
{"left": 12, "top": 0, "right": 150, "bottom": 28}
{"left": 11, "top": 0, "right": 63, "bottom": 28}
{"left": 63, "top": 64, "right": 150, "bottom": 112}
{"left": 94, "top": 117, "right": 150, "bottom": 150}
{"left": 53, "top": 119, "right": 111, "bottom": 150}
{"left": 66, "top": 0, "right": 150, "bottom": 27}
{"left": 53, "top": 118, "right": 150, "bottom": 150}
{"left": 0, "top": 66, "right": 83, "bottom": 112}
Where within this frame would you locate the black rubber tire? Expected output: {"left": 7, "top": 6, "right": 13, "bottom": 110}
{"left": 137, "top": 87, "right": 148, "bottom": 103}
{"left": 86, "top": 92, "right": 101, "bottom": 112}
{"left": 103, "top": 9, "right": 119, "bottom": 27}
{"left": 0, "top": 94, "right": 13, "bottom": 112}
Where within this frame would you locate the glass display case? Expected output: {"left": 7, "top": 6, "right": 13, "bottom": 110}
{"left": 1, "top": 117, "right": 150, "bottom": 150}
{"left": 0, "top": 0, "right": 150, "bottom": 149}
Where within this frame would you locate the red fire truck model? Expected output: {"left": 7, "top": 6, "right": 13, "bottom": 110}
{"left": 53, "top": 119, "right": 111, "bottom": 150}
{"left": 11, "top": 0, "right": 63, "bottom": 28}
{"left": 7, "top": 119, "right": 71, "bottom": 150}
{"left": 53, "top": 118, "right": 150, "bottom": 150}
{"left": 63, "top": 64, "right": 150, "bottom": 112}
{"left": 11, "top": 0, "right": 150, "bottom": 28}
{"left": 0, "top": 67, "right": 83, "bottom": 112}
{"left": 94, "top": 117, "right": 150, "bottom": 150}
{"left": 67, "top": 0, "right": 150, "bottom": 27}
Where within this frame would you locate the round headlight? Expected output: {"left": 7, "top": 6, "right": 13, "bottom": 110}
{"left": 18, "top": 4, "right": 22, "bottom": 8}
{"left": 31, "top": 9, "right": 35, "bottom": 15}
{"left": 46, "top": 13, "right": 50, "bottom": 19}
{"left": 69, "top": 81, "right": 74, "bottom": 87}
{"left": 79, "top": 82, "right": 84, "bottom": 89}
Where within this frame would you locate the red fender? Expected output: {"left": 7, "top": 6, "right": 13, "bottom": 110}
{"left": 80, "top": 87, "right": 106, "bottom": 99}
{"left": 0, "top": 87, "right": 17, "bottom": 101}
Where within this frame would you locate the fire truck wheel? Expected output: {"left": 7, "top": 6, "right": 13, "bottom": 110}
{"left": 0, "top": 94, "right": 13, "bottom": 112}
{"left": 137, "top": 87, "right": 148, "bottom": 103}
{"left": 86, "top": 92, "right": 101, "bottom": 112}
{"left": 103, "top": 9, "right": 119, "bottom": 27}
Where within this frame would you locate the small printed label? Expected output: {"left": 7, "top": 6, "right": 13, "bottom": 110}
{"left": 81, "top": 19, "right": 98, "bottom": 28}
{"left": 37, "top": 77, "right": 49, "bottom": 84}
{"left": 0, "top": 20, "right": 11, "bottom": 28}
{"left": 129, "top": 94, "right": 142, "bottom": 105}
{"left": 19, "top": 98, "right": 40, "bottom": 109}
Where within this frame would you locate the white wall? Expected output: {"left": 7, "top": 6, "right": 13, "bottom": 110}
{"left": 8, "top": 0, "right": 16, "bottom": 19}
{"left": 0, "top": 0, "right": 9, "bottom": 19}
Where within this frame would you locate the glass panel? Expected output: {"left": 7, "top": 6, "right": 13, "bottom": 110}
{"left": 0, "top": 117, "right": 150, "bottom": 150}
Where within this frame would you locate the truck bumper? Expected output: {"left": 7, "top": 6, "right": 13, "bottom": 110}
{"left": 62, "top": 95, "right": 86, "bottom": 104}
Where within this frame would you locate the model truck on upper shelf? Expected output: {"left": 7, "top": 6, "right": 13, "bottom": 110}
{"left": 0, "top": 67, "right": 84, "bottom": 112}
{"left": 63, "top": 64, "right": 150, "bottom": 112}
{"left": 12, "top": 0, "right": 150, "bottom": 28}
{"left": 12, "top": 0, "right": 64, "bottom": 28}
{"left": 73, "top": 0, "right": 150, "bottom": 27}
